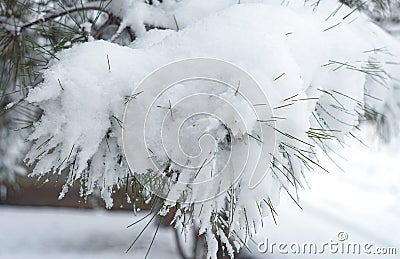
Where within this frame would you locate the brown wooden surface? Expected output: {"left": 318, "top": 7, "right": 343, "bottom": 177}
{"left": 1, "top": 175, "right": 136, "bottom": 210}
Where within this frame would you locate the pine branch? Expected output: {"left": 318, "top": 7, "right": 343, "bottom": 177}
{"left": 20, "top": 5, "right": 109, "bottom": 31}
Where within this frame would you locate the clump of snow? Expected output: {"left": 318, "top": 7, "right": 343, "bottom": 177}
{"left": 81, "top": 22, "right": 94, "bottom": 41}
{"left": 25, "top": 0, "right": 400, "bottom": 257}
{"left": 108, "top": 0, "right": 175, "bottom": 37}
{"left": 25, "top": 42, "right": 144, "bottom": 207}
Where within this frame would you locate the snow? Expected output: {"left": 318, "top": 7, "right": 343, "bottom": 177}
{"left": 0, "top": 206, "right": 179, "bottom": 259}
{"left": 26, "top": 0, "right": 400, "bottom": 200}
{"left": 249, "top": 128, "right": 400, "bottom": 258}
{"left": 108, "top": 0, "right": 175, "bottom": 37}
{"left": 23, "top": 0, "right": 400, "bottom": 257}
{"left": 5, "top": 102, "right": 15, "bottom": 110}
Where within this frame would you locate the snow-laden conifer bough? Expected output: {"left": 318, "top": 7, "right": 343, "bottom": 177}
{"left": 24, "top": 0, "right": 400, "bottom": 258}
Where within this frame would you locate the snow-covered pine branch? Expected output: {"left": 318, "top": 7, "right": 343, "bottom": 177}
{"left": 23, "top": 0, "right": 400, "bottom": 258}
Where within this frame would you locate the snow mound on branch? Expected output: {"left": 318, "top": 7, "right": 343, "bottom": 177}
{"left": 26, "top": 1, "right": 400, "bottom": 257}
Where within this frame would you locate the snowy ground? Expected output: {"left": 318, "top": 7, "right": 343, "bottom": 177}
{"left": 0, "top": 207, "right": 179, "bottom": 259}
{"left": 0, "top": 128, "right": 399, "bottom": 259}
